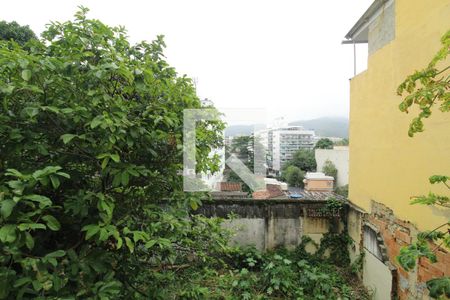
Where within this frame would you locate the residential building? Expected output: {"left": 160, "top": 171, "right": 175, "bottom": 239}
{"left": 303, "top": 172, "right": 334, "bottom": 192}
{"left": 315, "top": 146, "right": 349, "bottom": 187}
{"left": 313, "top": 136, "right": 344, "bottom": 144}
{"left": 272, "top": 126, "right": 315, "bottom": 172}
{"left": 344, "top": 0, "right": 450, "bottom": 299}
{"left": 257, "top": 126, "right": 315, "bottom": 172}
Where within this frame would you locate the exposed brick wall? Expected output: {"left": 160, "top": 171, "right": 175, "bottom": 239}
{"left": 365, "top": 201, "right": 450, "bottom": 299}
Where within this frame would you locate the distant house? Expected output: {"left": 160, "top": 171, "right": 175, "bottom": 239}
{"left": 303, "top": 172, "right": 334, "bottom": 192}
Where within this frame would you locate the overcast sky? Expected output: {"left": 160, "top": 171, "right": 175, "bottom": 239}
{"left": 1, "top": 0, "right": 372, "bottom": 124}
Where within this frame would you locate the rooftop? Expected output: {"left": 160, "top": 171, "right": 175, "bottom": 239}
{"left": 304, "top": 172, "right": 334, "bottom": 181}
{"left": 343, "top": 0, "right": 393, "bottom": 44}
{"left": 288, "top": 187, "right": 345, "bottom": 201}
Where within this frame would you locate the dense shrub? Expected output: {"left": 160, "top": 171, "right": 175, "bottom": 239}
{"left": 0, "top": 8, "right": 226, "bottom": 298}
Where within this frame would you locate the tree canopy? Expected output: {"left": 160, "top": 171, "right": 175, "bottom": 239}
{"left": 0, "top": 8, "right": 227, "bottom": 298}
{"left": 283, "top": 149, "right": 317, "bottom": 173}
{"left": 0, "top": 20, "right": 36, "bottom": 45}
{"left": 397, "top": 30, "right": 449, "bottom": 137}
{"left": 284, "top": 166, "right": 305, "bottom": 188}
{"left": 314, "top": 138, "right": 333, "bottom": 149}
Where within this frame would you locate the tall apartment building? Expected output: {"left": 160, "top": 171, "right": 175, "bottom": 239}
{"left": 257, "top": 126, "right": 315, "bottom": 172}
{"left": 344, "top": 1, "right": 450, "bottom": 299}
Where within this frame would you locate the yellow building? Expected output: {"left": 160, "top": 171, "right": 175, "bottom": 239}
{"left": 344, "top": 0, "right": 450, "bottom": 299}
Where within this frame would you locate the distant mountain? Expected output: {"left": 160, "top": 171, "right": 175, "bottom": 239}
{"left": 289, "top": 117, "right": 349, "bottom": 138}
{"left": 225, "top": 117, "right": 349, "bottom": 138}
{"left": 224, "top": 125, "right": 255, "bottom": 136}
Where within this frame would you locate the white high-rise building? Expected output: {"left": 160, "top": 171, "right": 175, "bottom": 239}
{"left": 256, "top": 126, "right": 316, "bottom": 172}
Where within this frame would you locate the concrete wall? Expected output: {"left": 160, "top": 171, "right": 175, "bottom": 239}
{"left": 197, "top": 199, "right": 341, "bottom": 251}
{"left": 315, "top": 147, "right": 349, "bottom": 187}
{"left": 347, "top": 203, "right": 364, "bottom": 263}
{"left": 363, "top": 249, "right": 393, "bottom": 300}
{"left": 368, "top": 0, "right": 395, "bottom": 55}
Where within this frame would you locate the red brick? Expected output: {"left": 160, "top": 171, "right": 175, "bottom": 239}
{"left": 394, "top": 218, "right": 411, "bottom": 229}
{"left": 427, "top": 263, "right": 445, "bottom": 277}
{"left": 397, "top": 289, "right": 409, "bottom": 300}
{"left": 252, "top": 190, "right": 270, "bottom": 199}
{"left": 368, "top": 216, "right": 386, "bottom": 229}
{"left": 418, "top": 267, "right": 434, "bottom": 282}
{"left": 394, "top": 230, "right": 412, "bottom": 244}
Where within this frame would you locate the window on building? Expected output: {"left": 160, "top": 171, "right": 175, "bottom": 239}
{"left": 363, "top": 225, "right": 383, "bottom": 260}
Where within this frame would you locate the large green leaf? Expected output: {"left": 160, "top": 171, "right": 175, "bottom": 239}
{"left": 60, "top": 134, "right": 76, "bottom": 144}
{"left": 0, "top": 199, "right": 16, "bottom": 218}
{"left": 42, "top": 215, "right": 61, "bottom": 231}
{"left": 0, "top": 225, "right": 17, "bottom": 243}
{"left": 21, "top": 69, "right": 31, "bottom": 81}
{"left": 23, "top": 194, "right": 52, "bottom": 208}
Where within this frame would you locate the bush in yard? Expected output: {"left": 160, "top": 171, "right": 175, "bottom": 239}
{"left": 284, "top": 165, "right": 305, "bottom": 188}
{"left": 0, "top": 7, "right": 227, "bottom": 299}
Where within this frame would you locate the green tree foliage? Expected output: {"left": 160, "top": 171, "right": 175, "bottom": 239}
{"left": 0, "top": 8, "right": 230, "bottom": 298}
{"left": 334, "top": 138, "right": 349, "bottom": 146}
{"left": 396, "top": 30, "right": 450, "bottom": 299}
{"left": 283, "top": 149, "right": 317, "bottom": 173}
{"left": 226, "top": 135, "right": 266, "bottom": 193}
{"left": 0, "top": 20, "right": 36, "bottom": 46}
{"left": 397, "top": 30, "right": 449, "bottom": 137}
{"left": 284, "top": 166, "right": 305, "bottom": 188}
{"left": 226, "top": 135, "right": 253, "bottom": 193}
{"left": 314, "top": 138, "right": 333, "bottom": 149}
{"left": 322, "top": 160, "right": 338, "bottom": 182}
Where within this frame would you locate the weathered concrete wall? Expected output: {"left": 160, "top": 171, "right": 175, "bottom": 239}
{"left": 363, "top": 249, "right": 393, "bottom": 300}
{"left": 368, "top": 0, "right": 395, "bottom": 54}
{"left": 222, "top": 219, "right": 266, "bottom": 250}
{"left": 347, "top": 203, "right": 364, "bottom": 262}
{"left": 197, "top": 199, "right": 343, "bottom": 251}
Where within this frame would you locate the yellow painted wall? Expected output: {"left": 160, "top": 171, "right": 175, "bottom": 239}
{"left": 349, "top": 0, "right": 450, "bottom": 231}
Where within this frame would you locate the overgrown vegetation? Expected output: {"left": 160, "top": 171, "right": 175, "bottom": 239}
{"left": 0, "top": 8, "right": 228, "bottom": 298}
{"left": 165, "top": 198, "right": 369, "bottom": 299}
{"left": 396, "top": 29, "right": 450, "bottom": 299}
